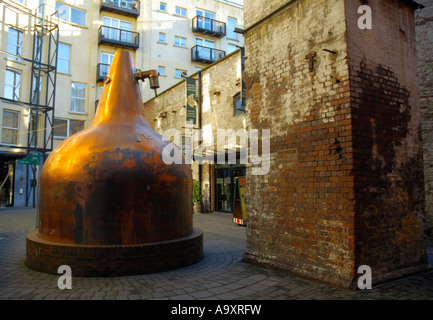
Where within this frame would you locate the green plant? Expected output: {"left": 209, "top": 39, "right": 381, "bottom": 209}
{"left": 192, "top": 180, "right": 203, "bottom": 204}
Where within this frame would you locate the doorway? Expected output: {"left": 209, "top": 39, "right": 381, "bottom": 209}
{"left": 0, "top": 157, "right": 15, "bottom": 207}
{"left": 214, "top": 165, "right": 245, "bottom": 212}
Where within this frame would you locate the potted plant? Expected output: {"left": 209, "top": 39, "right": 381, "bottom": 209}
{"left": 192, "top": 179, "right": 203, "bottom": 214}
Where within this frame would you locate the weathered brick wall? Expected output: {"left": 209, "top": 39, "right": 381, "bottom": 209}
{"left": 416, "top": 0, "right": 433, "bottom": 235}
{"left": 345, "top": 0, "right": 427, "bottom": 283}
{"left": 243, "top": 0, "right": 356, "bottom": 288}
{"left": 243, "top": 0, "right": 428, "bottom": 288}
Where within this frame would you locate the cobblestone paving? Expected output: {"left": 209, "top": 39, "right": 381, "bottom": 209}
{"left": 0, "top": 208, "right": 432, "bottom": 300}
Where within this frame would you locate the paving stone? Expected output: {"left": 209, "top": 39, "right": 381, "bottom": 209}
{"left": 0, "top": 208, "right": 432, "bottom": 300}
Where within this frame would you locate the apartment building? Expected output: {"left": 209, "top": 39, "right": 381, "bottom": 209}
{"left": 0, "top": 0, "right": 244, "bottom": 207}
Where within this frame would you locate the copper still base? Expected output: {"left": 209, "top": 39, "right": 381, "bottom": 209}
{"left": 25, "top": 51, "right": 203, "bottom": 276}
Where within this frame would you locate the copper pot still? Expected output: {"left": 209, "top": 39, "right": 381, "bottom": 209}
{"left": 25, "top": 51, "right": 203, "bottom": 276}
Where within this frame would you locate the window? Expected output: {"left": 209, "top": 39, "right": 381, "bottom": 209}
{"left": 6, "top": 27, "right": 23, "bottom": 61}
{"left": 53, "top": 118, "right": 84, "bottom": 139}
{"left": 175, "top": 69, "right": 187, "bottom": 78}
{"left": 158, "top": 32, "right": 166, "bottom": 43}
{"left": 55, "top": 2, "right": 86, "bottom": 27}
{"left": 159, "top": 2, "right": 167, "bottom": 11}
{"left": 233, "top": 92, "right": 244, "bottom": 115}
{"left": 196, "top": 9, "right": 215, "bottom": 30}
{"left": 158, "top": 66, "right": 165, "bottom": 76}
{"left": 4, "top": 68, "right": 21, "bottom": 101}
{"left": 100, "top": 52, "right": 114, "bottom": 78}
{"left": 2, "top": 110, "right": 19, "bottom": 145}
{"left": 227, "top": 43, "right": 238, "bottom": 54}
{"left": 70, "top": 82, "right": 86, "bottom": 113}
{"left": 102, "top": 17, "right": 132, "bottom": 42}
{"left": 227, "top": 17, "right": 238, "bottom": 40}
{"left": 174, "top": 36, "right": 186, "bottom": 47}
{"left": 57, "top": 43, "right": 71, "bottom": 74}
{"left": 175, "top": 7, "right": 187, "bottom": 17}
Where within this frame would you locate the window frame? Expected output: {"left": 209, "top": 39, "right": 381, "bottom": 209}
{"left": 227, "top": 17, "right": 238, "bottom": 41}
{"left": 57, "top": 42, "right": 71, "bottom": 74}
{"left": 175, "top": 69, "right": 187, "bottom": 79}
{"left": 4, "top": 68, "right": 21, "bottom": 101}
{"left": 175, "top": 6, "right": 187, "bottom": 17}
{"left": 1, "top": 109, "right": 20, "bottom": 146}
{"left": 174, "top": 36, "right": 187, "bottom": 48}
{"left": 55, "top": 1, "right": 86, "bottom": 27}
{"left": 70, "top": 82, "right": 86, "bottom": 113}
{"left": 53, "top": 118, "right": 84, "bottom": 139}
{"left": 233, "top": 92, "right": 244, "bottom": 115}
{"left": 6, "top": 27, "right": 24, "bottom": 62}
{"left": 158, "top": 66, "right": 166, "bottom": 76}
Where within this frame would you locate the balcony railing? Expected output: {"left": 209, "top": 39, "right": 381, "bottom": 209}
{"left": 101, "top": 0, "right": 140, "bottom": 18}
{"left": 97, "top": 63, "right": 111, "bottom": 82}
{"left": 192, "top": 16, "right": 226, "bottom": 38}
{"left": 98, "top": 25, "right": 139, "bottom": 50}
{"left": 191, "top": 45, "right": 226, "bottom": 64}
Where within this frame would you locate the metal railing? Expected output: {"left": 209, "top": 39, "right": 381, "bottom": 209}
{"left": 98, "top": 25, "right": 139, "bottom": 49}
{"left": 192, "top": 16, "right": 226, "bottom": 38}
{"left": 101, "top": 0, "right": 140, "bottom": 17}
{"left": 191, "top": 45, "right": 226, "bottom": 63}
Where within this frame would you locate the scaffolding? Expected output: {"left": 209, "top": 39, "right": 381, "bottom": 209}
{"left": 0, "top": 0, "right": 58, "bottom": 207}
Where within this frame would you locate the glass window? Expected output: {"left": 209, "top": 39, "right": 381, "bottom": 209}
{"left": 4, "top": 68, "right": 21, "bottom": 101}
{"left": 158, "top": 66, "right": 165, "bottom": 76}
{"left": 57, "top": 43, "right": 71, "bottom": 74}
{"left": 175, "top": 69, "right": 187, "bottom": 78}
{"left": 70, "top": 82, "right": 86, "bottom": 113}
{"left": 196, "top": 9, "right": 215, "bottom": 30}
{"left": 53, "top": 118, "right": 68, "bottom": 138}
{"left": 69, "top": 119, "right": 84, "bottom": 136}
{"left": 55, "top": 2, "right": 86, "bottom": 27}
{"left": 227, "top": 43, "right": 238, "bottom": 54}
{"left": 2, "top": 110, "right": 19, "bottom": 145}
{"left": 227, "top": 17, "right": 238, "bottom": 40}
{"left": 159, "top": 2, "right": 167, "bottom": 11}
{"left": 6, "top": 28, "right": 23, "bottom": 61}
{"left": 53, "top": 118, "right": 84, "bottom": 138}
{"left": 174, "top": 36, "right": 186, "bottom": 47}
{"left": 233, "top": 92, "right": 244, "bottom": 115}
{"left": 175, "top": 7, "right": 187, "bottom": 17}
{"left": 158, "top": 32, "right": 166, "bottom": 43}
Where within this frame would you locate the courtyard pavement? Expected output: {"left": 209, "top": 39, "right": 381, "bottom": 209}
{"left": 0, "top": 207, "right": 432, "bottom": 301}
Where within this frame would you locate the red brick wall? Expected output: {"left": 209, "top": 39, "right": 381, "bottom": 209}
{"left": 243, "top": 0, "right": 428, "bottom": 288}
{"left": 345, "top": 0, "right": 427, "bottom": 282}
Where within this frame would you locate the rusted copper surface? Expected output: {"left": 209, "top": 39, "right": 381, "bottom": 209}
{"left": 38, "top": 51, "right": 193, "bottom": 245}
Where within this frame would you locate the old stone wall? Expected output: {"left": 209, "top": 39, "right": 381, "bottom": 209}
{"left": 416, "top": 0, "right": 433, "bottom": 236}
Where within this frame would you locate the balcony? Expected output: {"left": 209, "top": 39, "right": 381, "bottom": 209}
{"left": 101, "top": 0, "right": 140, "bottom": 18}
{"left": 97, "top": 63, "right": 111, "bottom": 82}
{"left": 191, "top": 45, "right": 226, "bottom": 64}
{"left": 192, "top": 16, "right": 226, "bottom": 38}
{"left": 98, "top": 25, "right": 139, "bottom": 50}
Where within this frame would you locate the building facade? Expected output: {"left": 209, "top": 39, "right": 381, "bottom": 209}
{"left": 0, "top": 0, "right": 243, "bottom": 207}
{"left": 143, "top": 49, "right": 246, "bottom": 213}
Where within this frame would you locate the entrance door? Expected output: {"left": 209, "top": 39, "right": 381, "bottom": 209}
{"left": 215, "top": 165, "right": 246, "bottom": 212}
{"left": 0, "top": 159, "right": 14, "bottom": 207}
{"left": 215, "top": 168, "right": 231, "bottom": 212}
